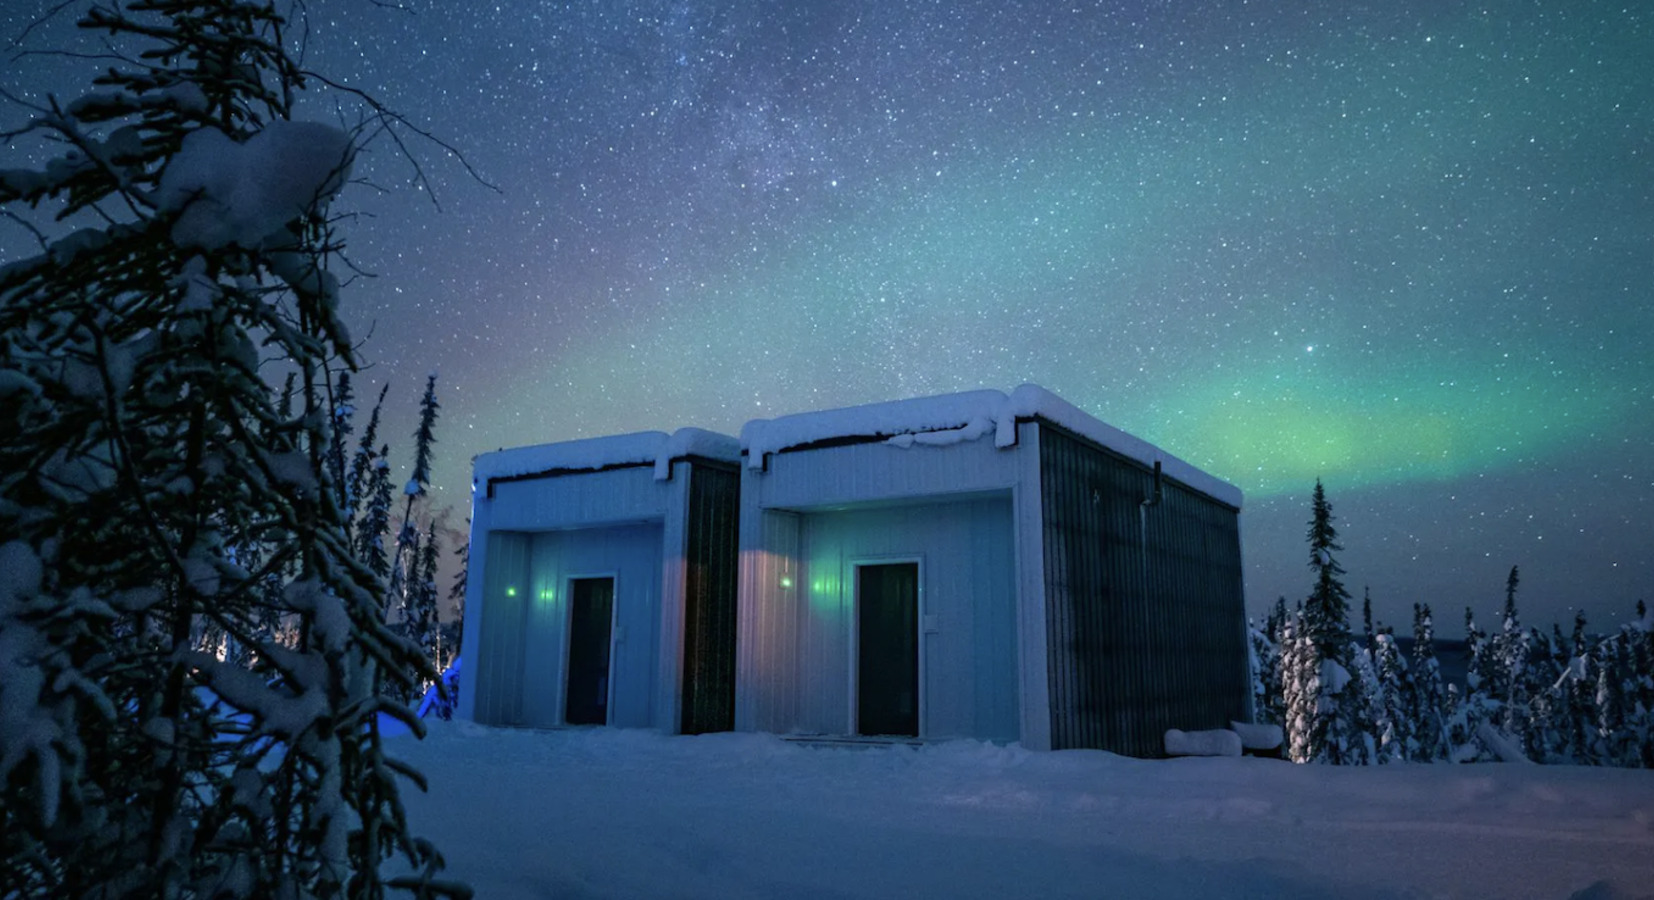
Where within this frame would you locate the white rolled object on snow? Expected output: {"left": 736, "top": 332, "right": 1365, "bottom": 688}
{"left": 1163, "top": 728, "right": 1243, "bottom": 757}
{"left": 1229, "top": 721, "right": 1284, "bottom": 751}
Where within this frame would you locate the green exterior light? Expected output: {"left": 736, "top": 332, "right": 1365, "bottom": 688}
{"left": 505, "top": 586, "right": 517, "bottom": 598}
{"left": 780, "top": 576, "right": 794, "bottom": 590}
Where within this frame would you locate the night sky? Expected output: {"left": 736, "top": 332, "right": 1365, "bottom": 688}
{"left": 4, "top": 1, "right": 1650, "bottom": 632}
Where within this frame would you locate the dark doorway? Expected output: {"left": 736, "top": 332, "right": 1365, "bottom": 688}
{"left": 565, "top": 577, "right": 615, "bottom": 725}
{"left": 856, "top": 562, "right": 919, "bottom": 737}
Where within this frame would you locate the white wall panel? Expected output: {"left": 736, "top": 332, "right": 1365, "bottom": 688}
{"left": 489, "top": 466, "right": 668, "bottom": 530}
{"left": 735, "top": 500, "right": 800, "bottom": 733}
{"left": 473, "top": 531, "right": 530, "bottom": 726}
{"left": 754, "top": 437, "right": 1018, "bottom": 511}
{"left": 515, "top": 524, "right": 665, "bottom": 729}
{"left": 795, "top": 497, "right": 1018, "bottom": 741}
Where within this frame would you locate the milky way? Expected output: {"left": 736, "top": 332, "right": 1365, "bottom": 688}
{"left": 4, "top": 0, "right": 1649, "bottom": 629}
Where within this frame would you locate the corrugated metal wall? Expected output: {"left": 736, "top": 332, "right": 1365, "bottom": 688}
{"left": 1038, "top": 423, "right": 1248, "bottom": 757}
{"left": 680, "top": 462, "right": 739, "bottom": 733}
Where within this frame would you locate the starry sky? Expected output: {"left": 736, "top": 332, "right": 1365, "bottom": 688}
{"left": 4, "top": 0, "right": 1650, "bottom": 633}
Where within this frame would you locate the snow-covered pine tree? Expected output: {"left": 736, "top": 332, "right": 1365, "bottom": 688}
{"left": 1492, "top": 566, "right": 1533, "bottom": 750}
{"left": 1299, "top": 480, "right": 1365, "bottom": 764}
{"left": 1278, "top": 614, "right": 1321, "bottom": 763}
{"left": 358, "top": 448, "right": 395, "bottom": 584}
{"left": 384, "top": 374, "right": 439, "bottom": 701}
{"left": 1628, "top": 600, "right": 1654, "bottom": 767}
{"left": 407, "top": 519, "right": 442, "bottom": 692}
{"left": 1593, "top": 636, "right": 1631, "bottom": 765}
{"left": 328, "top": 370, "right": 356, "bottom": 522}
{"left": 1325, "top": 640, "right": 1377, "bottom": 765}
{"left": 1448, "top": 608, "right": 1497, "bottom": 762}
{"left": 1362, "top": 587, "right": 1375, "bottom": 653}
{"left": 1248, "top": 616, "right": 1281, "bottom": 725}
{"left": 1409, "top": 603, "right": 1449, "bottom": 761}
{"left": 0, "top": 3, "right": 459, "bottom": 895}
{"left": 346, "top": 383, "right": 390, "bottom": 542}
{"left": 448, "top": 519, "right": 469, "bottom": 652}
{"left": 1373, "top": 627, "right": 1414, "bottom": 763}
{"left": 1304, "top": 479, "right": 1353, "bottom": 662}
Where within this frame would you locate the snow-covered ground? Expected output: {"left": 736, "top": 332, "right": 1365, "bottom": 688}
{"left": 395, "top": 723, "right": 1654, "bottom": 899}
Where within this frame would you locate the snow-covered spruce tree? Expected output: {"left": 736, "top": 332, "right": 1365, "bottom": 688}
{"left": 328, "top": 370, "right": 356, "bottom": 525}
{"left": 1373, "top": 627, "right": 1414, "bottom": 763}
{"left": 1327, "top": 638, "right": 1378, "bottom": 765}
{"left": 1628, "top": 600, "right": 1654, "bottom": 767}
{"left": 1248, "top": 615, "right": 1282, "bottom": 726}
{"left": 1361, "top": 587, "right": 1375, "bottom": 653}
{"left": 1409, "top": 603, "right": 1449, "bottom": 761}
{"left": 383, "top": 374, "right": 439, "bottom": 702}
{"left": 0, "top": 3, "right": 459, "bottom": 896}
{"left": 1446, "top": 608, "right": 1497, "bottom": 762}
{"left": 447, "top": 519, "right": 468, "bottom": 656}
{"left": 1304, "top": 479, "right": 1353, "bottom": 661}
{"left": 406, "top": 520, "right": 442, "bottom": 693}
{"left": 1492, "top": 565, "right": 1533, "bottom": 750}
{"left": 1298, "top": 480, "right": 1365, "bottom": 763}
{"left": 1278, "top": 613, "right": 1321, "bottom": 763}
{"left": 357, "top": 446, "right": 395, "bottom": 584}
{"left": 346, "top": 383, "right": 390, "bottom": 543}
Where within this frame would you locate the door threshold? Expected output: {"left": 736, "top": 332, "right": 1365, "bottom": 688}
{"left": 782, "top": 734, "right": 924, "bottom": 750}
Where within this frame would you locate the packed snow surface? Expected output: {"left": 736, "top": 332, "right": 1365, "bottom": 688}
{"left": 395, "top": 723, "right": 1654, "bottom": 900}
{"left": 741, "top": 383, "right": 1243, "bottom": 509}
{"left": 472, "top": 427, "right": 740, "bottom": 484}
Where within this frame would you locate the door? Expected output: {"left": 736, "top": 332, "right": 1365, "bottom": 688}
{"left": 856, "top": 562, "right": 919, "bottom": 737}
{"left": 565, "top": 577, "right": 615, "bottom": 725}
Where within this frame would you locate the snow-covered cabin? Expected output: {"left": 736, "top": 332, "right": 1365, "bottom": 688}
{"left": 458, "top": 429, "right": 741, "bottom": 734}
{"left": 735, "top": 385, "right": 1249, "bottom": 756}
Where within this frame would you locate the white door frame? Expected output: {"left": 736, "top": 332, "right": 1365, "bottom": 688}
{"left": 846, "top": 555, "right": 925, "bottom": 738}
{"left": 561, "top": 571, "right": 621, "bottom": 726}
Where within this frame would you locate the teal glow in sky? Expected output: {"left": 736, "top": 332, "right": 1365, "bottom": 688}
{"left": 5, "top": 0, "right": 1649, "bottom": 628}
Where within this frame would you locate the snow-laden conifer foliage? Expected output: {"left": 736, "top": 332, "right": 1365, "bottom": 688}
{"left": 1250, "top": 482, "right": 1654, "bottom": 768}
{"left": 0, "top": 2, "right": 463, "bottom": 896}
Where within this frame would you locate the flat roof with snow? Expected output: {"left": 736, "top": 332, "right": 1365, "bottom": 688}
{"left": 474, "top": 427, "right": 740, "bottom": 487}
{"left": 739, "top": 384, "right": 1242, "bottom": 509}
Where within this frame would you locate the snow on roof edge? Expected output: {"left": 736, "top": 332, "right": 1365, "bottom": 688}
{"left": 741, "top": 384, "right": 1243, "bottom": 509}
{"left": 473, "top": 427, "right": 740, "bottom": 485}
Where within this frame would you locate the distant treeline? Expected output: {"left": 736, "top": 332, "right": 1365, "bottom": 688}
{"left": 1251, "top": 481, "right": 1653, "bottom": 767}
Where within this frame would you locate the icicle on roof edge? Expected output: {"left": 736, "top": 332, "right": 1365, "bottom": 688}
{"left": 741, "top": 384, "right": 1243, "bottom": 509}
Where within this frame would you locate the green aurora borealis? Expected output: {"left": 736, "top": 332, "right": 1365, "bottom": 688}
{"left": 5, "top": 0, "right": 1649, "bottom": 626}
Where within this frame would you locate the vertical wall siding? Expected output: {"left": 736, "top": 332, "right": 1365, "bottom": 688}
{"left": 475, "top": 531, "right": 530, "bottom": 726}
{"left": 680, "top": 462, "right": 740, "bottom": 733}
{"left": 735, "top": 504, "right": 802, "bottom": 733}
{"left": 489, "top": 465, "right": 667, "bottom": 530}
{"left": 755, "top": 438, "right": 1019, "bottom": 510}
{"left": 1038, "top": 424, "right": 1248, "bottom": 757}
{"left": 516, "top": 524, "right": 664, "bottom": 729}
{"left": 742, "top": 496, "right": 1020, "bottom": 741}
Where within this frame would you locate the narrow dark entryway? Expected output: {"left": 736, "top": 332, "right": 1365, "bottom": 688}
{"left": 856, "top": 562, "right": 919, "bottom": 737}
{"left": 565, "top": 577, "right": 615, "bottom": 725}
